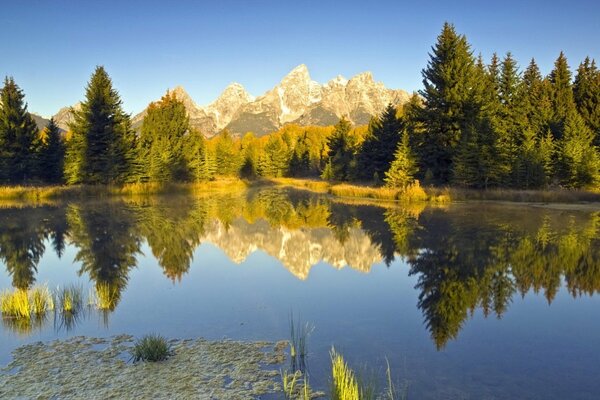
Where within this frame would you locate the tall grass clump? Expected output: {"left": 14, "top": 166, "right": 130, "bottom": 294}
{"left": 281, "top": 369, "right": 313, "bottom": 400}
{"left": 55, "top": 284, "right": 85, "bottom": 331}
{"left": 290, "top": 314, "right": 314, "bottom": 373}
{"left": 130, "top": 334, "right": 172, "bottom": 363}
{"left": 0, "top": 286, "right": 54, "bottom": 319}
{"left": 0, "top": 289, "right": 31, "bottom": 318}
{"left": 91, "top": 283, "right": 119, "bottom": 311}
{"left": 330, "top": 348, "right": 360, "bottom": 400}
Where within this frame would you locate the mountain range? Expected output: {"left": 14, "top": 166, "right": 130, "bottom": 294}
{"left": 33, "top": 64, "right": 410, "bottom": 137}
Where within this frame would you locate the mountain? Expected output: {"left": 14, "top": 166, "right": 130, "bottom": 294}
{"left": 134, "top": 64, "right": 409, "bottom": 137}
{"left": 38, "top": 65, "right": 409, "bottom": 138}
{"left": 31, "top": 113, "right": 51, "bottom": 131}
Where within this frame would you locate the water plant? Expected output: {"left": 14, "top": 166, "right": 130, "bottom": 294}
{"left": 55, "top": 284, "right": 85, "bottom": 331}
{"left": 0, "top": 285, "right": 54, "bottom": 319}
{"left": 281, "top": 369, "right": 313, "bottom": 400}
{"left": 91, "top": 283, "right": 119, "bottom": 311}
{"left": 130, "top": 334, "right": 172, "bottom": 363}
{"left": 330, "top": 348, "right": 360, "bottom": 400}
{"left": 290, "top": 314, "right": 314, "bottom": 373}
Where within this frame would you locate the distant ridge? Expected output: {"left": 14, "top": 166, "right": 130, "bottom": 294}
{"left": 35, "top": 65, "right": 410, "bottom": 137}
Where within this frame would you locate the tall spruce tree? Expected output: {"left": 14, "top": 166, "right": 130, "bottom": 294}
{"left": 419, "top": 22, "right": 476, "bottom": 183}
{"left": 384, "top": 131, "right": 417, "bottom": 188}
{"left": 38, "top": 118, "right": 65, "bottom": 183}
{"left": 0, "top": 77, "right": 40, "bottom": 183}
{"left": 573, "top": 57, "right": 600, "bottom": 144}
{"left": 558, "top": 112, "right": 600, "bottom": 188}
{"left": 548, "top": 52, "right": 577, "bottom": 140}
{"left": 357, "top": 104, "right": 403, "bottom": 181}
{"left": 324, "top": 117, "right": 355, "bottom": 181}
{"left": 64, "top": 66, "right": 134, "bottom": 184}
{"left": 137, "top": 91, "right": 189, "bottom": 182}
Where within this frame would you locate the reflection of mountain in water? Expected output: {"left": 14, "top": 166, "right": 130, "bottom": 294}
{"left": 2, "top": 190, "right": 600, "bottom": 349}
{"left": 203, "top": 218, "right": 383, "bottom": 279}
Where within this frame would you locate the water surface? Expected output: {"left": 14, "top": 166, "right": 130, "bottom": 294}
{"left": 1, "top": 188, "right": 600, "bottom": 399}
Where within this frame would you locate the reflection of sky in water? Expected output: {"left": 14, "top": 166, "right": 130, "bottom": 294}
{"left": 1, "top": 196, "right": 600, "bottom": 399}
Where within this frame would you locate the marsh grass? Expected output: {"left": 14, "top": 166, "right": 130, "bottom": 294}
{"left": 91, "top": 283, "right": 119, "bottom": 311}
{"left": 330, "top": 348, "right": 360, "bottom": 400}
{"left": 281, "top": 369, "right": 314, "bottom": 400}
{"left": 55, "top": 284, "right": 85, "bottom": 331}
{"left": 130, "top": 334, "right": 172, "bottom": 363}
{"left": 0, "top": 286, "right": 54, "bottom": 319}
{"left": 290, "top": 315, "right": 314, "bottom": 373}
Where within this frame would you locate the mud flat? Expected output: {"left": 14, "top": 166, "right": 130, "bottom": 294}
{"left": 0, "top": 335, "right": 287, "bottom": 399}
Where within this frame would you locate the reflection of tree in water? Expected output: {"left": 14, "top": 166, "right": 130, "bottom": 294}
{"left": 67, "top": 202, "right": 140, "bottom": 313}
{"left": 0, "top": 206, "right": 68, "bottom": 289}
{"left": 403, "top": 207, "right": 600, "bottom": 349}
{"left": 133, "top": 197, "right": 207, "bottom": 281}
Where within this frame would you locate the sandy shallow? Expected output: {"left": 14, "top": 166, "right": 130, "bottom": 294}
{"left": 0, "top": 335, "right": 288, "bottom": 399}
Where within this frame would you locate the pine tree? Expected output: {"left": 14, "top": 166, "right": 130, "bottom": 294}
{"left": 324, "top": 117, "right": 355, "bottom": 181}
{"left": 573, "top": 57, "right": 600, "bottom": 144}
{"left": 137, "top": 91, "right": 189, "bottom": 182}
{"left": 357, "top": 104, "right": 403, "bottom": 181}
{"left": 186, "top": 128, "right": 216, "bottom": 181}
{"left": 558, "top": 112, "right": 600, "bottom": 188}
{"left": 384, "top": 131, "right": 417, "bottom": 188}
{"left": 419, "top": 22, "right": 476, "bottom": 184}
{"left": 64, "top": 66, "right": 134, "bottom": 184}
{"left": 259, "top": 135, "right": 289, "bottom": 177}
{"left": 214, "top": 130, "right": 241, "bottom": 176}
{"left": 0, "top": 77, "right": 40, "bottom": 183}
{"left": 548, "top": 52, "right": 577, "bottom": 140}
{"left": 38, "top": 118, "right": 65, "bottom": 183}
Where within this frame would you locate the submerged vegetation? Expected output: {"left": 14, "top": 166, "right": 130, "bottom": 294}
{"left": 130, "top": 334, "right": 172, "bottom": 363}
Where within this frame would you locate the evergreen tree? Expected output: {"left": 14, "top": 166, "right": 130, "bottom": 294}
{"left": 384, "top": 131, "right": 417, "bottom": 188}
{"left": 357, "top": 104, "right": 403, "bottom": 181}
{"left": 259, "top": 135, "right": 289, "bottom": 177}
{"left": 288, "top": 132, "right": 311, "bottom": 176}
{"left": 239, "top": 133, "right": 259, "bottom": 179}
{"left": 214, "top": 129, "right": 241, "bottom": 176}
{"left": 419, "top": 22, "right": 476, "bottom": 183}
{"left": 0, "top": 77, "right": 40, "bottom": 183}
{"left": 548, "top": 52, "right": 577, "bottom": 139}
{"left": 324, "top": 117, "right": 356, "bottom": 181}
{"left": 137, "top": 91, "right": 189, "bottom": 182}
{"left": 38, "top": 118, "right": 65, "bottom": 183}
{"left": 186, "top": 128, "right": 216, "bottom": 181}
{"left": 452, "top": 56, "right": 501, "bottom": 188}
{"left": 573, "top": 57, "right": 600, "bottom": 143}
{"left": 557, "top": 112, "right": 600, "bottom": 188}
{"left": 64, "top": 66, "right": 134, "bottom": 184}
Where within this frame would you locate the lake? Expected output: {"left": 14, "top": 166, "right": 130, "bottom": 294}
{"left": 1, "top": 187, "right": 600, "bottom": 399}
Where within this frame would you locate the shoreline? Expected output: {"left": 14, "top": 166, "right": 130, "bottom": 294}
{"left": 2, "top": 177, "right": 600, "bottom": 205}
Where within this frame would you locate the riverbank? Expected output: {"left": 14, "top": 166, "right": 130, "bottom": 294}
{"left": 2, "top": 177, "right": 600, "bottom": 204}
{"left": 268, "top": 177, "right": 600, "bottom": 204}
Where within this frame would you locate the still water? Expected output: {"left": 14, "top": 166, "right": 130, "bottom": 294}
{"left": 1, "top": 188, "right": 600, "bottom": 399}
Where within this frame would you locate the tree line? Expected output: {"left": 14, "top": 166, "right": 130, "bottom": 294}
{"left": 1, "top": 22, "right": 599, "bottom": 189}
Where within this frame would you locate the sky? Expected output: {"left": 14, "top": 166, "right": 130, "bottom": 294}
{"left": 1, "top": 0, "right": 599, "bottom": 117}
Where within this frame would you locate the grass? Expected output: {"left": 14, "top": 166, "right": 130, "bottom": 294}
{"left": 0, "top": 178, "right": 250, "bottom": 201}
{"left": 0, "top": 286, "right": 54, "bottom": 319}
{"left": 55, "top": 284, "right": 85, "bottom": 331}
{"left": 437, "top": 186, "right": 600, "bottom": 203}
{"left": 130, "top": 334, "right": 172, "bottom": 363}
{"left": 90, "top": 283, "right": 119, "bottom": 311}
{"left": 290, "top": 314, "right": 314, "bottom": 373}
{"left": 330, "top": 348, "right": 360, "bottom": 400}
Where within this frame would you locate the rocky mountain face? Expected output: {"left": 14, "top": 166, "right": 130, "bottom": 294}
{"left": 201, "top": 217, "right": 383, "bottom": 280}
{"left": 37, "top": 65, "right": 409, "bottom": 137}
{"left": 133, "top": 64, "right": 409, "bottom": 137}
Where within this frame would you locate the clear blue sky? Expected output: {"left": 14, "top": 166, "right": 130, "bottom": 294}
{"left": 2, "top": 0, "right": 599, "bottom": 117}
